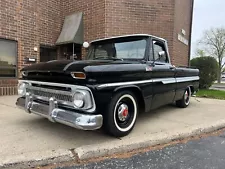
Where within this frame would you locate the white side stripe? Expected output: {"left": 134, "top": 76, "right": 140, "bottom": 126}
{"left": 97, "top": 76, "right": 199, "bottom": 88}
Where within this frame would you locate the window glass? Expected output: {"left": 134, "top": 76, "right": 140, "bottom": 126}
{"left": 94, "top": 46, "right": 109, "bottom": 59}
{"left": 115, "top": 40, "right": 146, "bottom": 59}
{"left": 88, "top": 39, "right": 146, "bottom": 60}
{"left": 0, "top": 39, "right": 17, "bottom": 77}
{"left": 153, "top": 40, "right": 168, "bottom": 63}
{"left": 149, "top": 44, "right": 154, "bottom": 61}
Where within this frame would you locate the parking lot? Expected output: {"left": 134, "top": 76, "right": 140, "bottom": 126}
{"left": 1, "top": 96, "right": 225, "bottom": 167}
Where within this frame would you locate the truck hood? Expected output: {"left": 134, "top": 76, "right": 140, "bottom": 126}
{"left": 21, "top": 59, "right": 142, "bottom": 73}
{"left": 21, "top": 59, "right": 146, "bottom": 84}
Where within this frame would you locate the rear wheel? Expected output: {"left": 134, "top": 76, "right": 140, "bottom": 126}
{"left": 176, "top": 87, "right": 191, "bottom": 108}
{"left": 103, "top": 91, "right": 138, "bottom": 137}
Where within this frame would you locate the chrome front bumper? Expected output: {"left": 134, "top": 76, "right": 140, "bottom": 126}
{"left": 16, "top": 94, "right": 103, "bottom": 130}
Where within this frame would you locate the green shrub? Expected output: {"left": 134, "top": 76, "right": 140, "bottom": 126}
{"left": 191, "top": 57, "right": 218, "bottom": 89}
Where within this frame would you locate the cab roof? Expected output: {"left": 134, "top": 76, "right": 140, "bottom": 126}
{"left": 90, "top": 34, "right": 166, "bottom": 43}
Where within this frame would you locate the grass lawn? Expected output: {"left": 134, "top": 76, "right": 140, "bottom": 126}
{"left": 196, "top": 89, "right": 225, "bottom": 100}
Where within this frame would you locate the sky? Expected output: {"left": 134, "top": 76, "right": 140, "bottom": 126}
{"left": 191, "top": 0, "right": 225, "bottom": 57}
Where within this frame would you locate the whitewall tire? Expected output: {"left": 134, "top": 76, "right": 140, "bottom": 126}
{"left": 104, "top": 91, "right": 138, "bottom": 137}
{"left": 176, "top": 87, "right": 191, "bottom": 108}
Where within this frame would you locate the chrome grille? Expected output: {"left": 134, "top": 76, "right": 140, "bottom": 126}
{"left": 26, "top": 86, "right": 73, "bottom": 102}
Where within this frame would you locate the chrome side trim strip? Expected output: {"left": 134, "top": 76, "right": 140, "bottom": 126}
{"left": 152, "top": 78, "right": 176, "bottom": 84}
{"left": 98, "top": 79, "right": 153, "bottom": 88}
{"left": 176, "top": 76, "right": 199, "bottom": 83}
{"left": 97, "top": 76, "right": 199, "bottom": 88}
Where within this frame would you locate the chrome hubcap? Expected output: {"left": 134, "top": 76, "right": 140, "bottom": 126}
{"left": 184, "top": 88, "right": 190, "bottom": 105}
{"left": 184, "top": 91, "right": 189, "bottom": 100}
{"left": 118, "top": 103, "right": 129, "bottom": 122}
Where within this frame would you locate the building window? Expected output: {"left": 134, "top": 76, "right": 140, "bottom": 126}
{"left": 40, "top": 46, "right": 57, "bottom": 62}
{"left": 0, "top": 39, "right": 17, "bottom": 78}
{"left": 59, "top": 43, "right": 82, "bottom": 60}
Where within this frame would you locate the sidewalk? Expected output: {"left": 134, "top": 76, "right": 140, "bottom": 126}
{"left": 1, "top": 96, "right": 225, "bottom": 167}
{"left": 211, "top": 83, "right": 225, "bottom": 91}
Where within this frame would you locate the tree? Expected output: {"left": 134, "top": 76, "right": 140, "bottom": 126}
{"left": 199, "top": 27, "right": 225, "bottom": 83}
{"left": 195, "top": 49, "right": 206, "bottom": 57}
{"left": 191, "top": 57, "right": 218, "bottom": 89}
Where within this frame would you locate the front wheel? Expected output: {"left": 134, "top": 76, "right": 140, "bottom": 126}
{"left": 176, "top": 87, "right": 191, "bottom": 108}
{"left": 103, "top": 91, "right": 138, "bottom": 137}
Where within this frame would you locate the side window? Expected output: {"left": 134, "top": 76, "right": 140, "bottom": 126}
{"left": 153, "top": 40, "right": 168, "bottom": 63}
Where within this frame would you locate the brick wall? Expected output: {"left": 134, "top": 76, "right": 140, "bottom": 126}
{"left": 61, "top": 0, "right": 106, "bottom": 42}
{"left": 60, "top": 0, "right": 193, "bottom": 66}
{"left": 104, "top": 0, "right": 193, "bottom": 66}
{"left": 105, "top": 0, "right": 175, "bottom": 56}
{"left": 172, "top": 0, "right": 194, "bottom": 66}
{"left": 0, "top": 79, "right": 18, "bottom": 96}
{"left": 0, "top": 0, "right": 62, "bottom": 95}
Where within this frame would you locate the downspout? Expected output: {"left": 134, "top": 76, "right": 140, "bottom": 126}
{"left": 188, "top": 0, "right": 194, "bottom": 66}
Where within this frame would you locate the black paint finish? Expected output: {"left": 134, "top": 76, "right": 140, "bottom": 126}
{"left": 20, "top": 35, "right": 199, "bottom": 114}
{"left": 151, "top": 63, "right": 176, "bottom": 109}
{"left": 57, "top": 132, "right": 225, "bottom": 169}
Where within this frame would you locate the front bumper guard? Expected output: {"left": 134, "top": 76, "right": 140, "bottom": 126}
{"left": 16, "top": 93, "right": 103, "bottom": 130}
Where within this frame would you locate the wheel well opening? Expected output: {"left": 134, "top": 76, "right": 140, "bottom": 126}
{"left": 189, "top": 86, "right": 194, "bottom": 95}
{"left": 116, "top": 87, "right": 145, "bottom": 113}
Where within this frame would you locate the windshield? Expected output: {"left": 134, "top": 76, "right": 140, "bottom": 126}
{"left": 87, "top": 38, "right": 147, "bottom": 60}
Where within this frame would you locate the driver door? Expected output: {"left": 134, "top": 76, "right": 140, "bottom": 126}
{"left": 150, "top": 39, "right": 176, "bottom": 109}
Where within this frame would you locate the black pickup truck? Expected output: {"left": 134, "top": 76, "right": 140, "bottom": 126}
{"left": 16, "top": 34, "right": 199, "bottom": 137}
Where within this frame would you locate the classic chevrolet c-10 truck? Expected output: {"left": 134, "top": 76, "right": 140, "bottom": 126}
{"left": 16, "top": 34, "right": 199, "bottom": 137}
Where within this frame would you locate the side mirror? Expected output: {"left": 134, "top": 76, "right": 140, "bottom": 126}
{"left": 83, "top": 42, "right": 90, "bottom": 48}
{"left": 158, "top": 51, "right": 166, "bottom": 58}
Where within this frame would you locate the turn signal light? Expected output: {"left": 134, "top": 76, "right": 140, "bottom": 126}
{"left": 71, "top": 72, "right": 86, "bottom": 79}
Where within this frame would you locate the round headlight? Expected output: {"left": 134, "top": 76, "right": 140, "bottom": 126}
{"left": 73, "top": 91, "right": 85, "bottom": 108}
{"left": 18, "top": 82, "right": 27, "bottom": 96}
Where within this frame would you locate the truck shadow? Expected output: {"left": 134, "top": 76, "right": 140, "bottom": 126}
{"left": 21, "top": 115, "right": 113, "bottom": 147}
{"left": 139, "top": 103, "right": 178, "bottom": 118}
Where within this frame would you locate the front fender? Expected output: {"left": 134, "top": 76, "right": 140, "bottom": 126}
{"left": 113, "top": 85, "right": 145, "bottom": 113}
{"left": 113, "top": 85, "right": 141, "bottom": 93}
{"left": 91, "top": 84, "right": 146, "bottom": 114}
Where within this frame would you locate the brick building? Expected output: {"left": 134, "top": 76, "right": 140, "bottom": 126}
{"left": 0, "top": 0, "right": 194, "bottom": 96}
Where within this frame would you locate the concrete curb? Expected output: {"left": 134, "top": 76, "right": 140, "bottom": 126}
{"left": 75, "top": 119, "right": 225, "bottom": 160}
{"left": 2, "top": 120, "right": 225, "bottom": 168}
{"left": 0, "top": 149, "right": 73, "bottom": 168}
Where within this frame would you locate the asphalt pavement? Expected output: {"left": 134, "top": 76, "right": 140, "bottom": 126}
{"left": 57, "top": 131, "right": 225, "bottom": 169}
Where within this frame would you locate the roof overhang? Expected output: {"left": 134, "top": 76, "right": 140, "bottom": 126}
{"left": 56, "top": 12, "right": 84, "bottom": 45}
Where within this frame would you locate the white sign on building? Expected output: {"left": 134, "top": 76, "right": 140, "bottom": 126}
{"left": 178, "top": 34, "right": 189, "bottom": 46}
